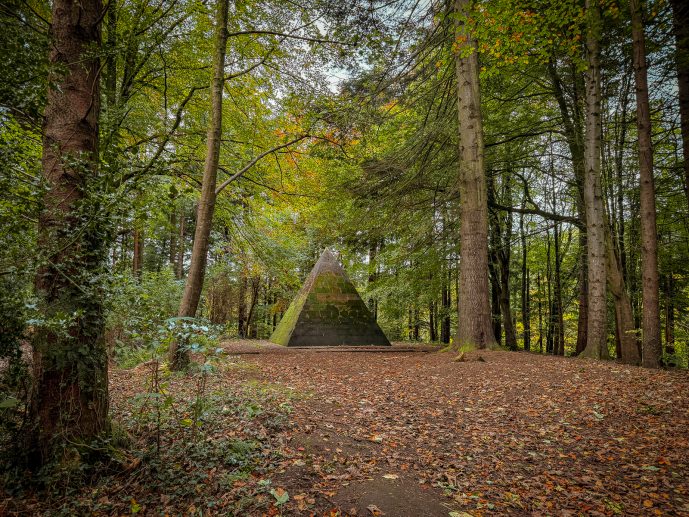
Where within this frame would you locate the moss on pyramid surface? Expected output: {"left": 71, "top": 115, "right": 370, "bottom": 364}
{"left": 269, "top": 250, "right": 390, "bottom": 347}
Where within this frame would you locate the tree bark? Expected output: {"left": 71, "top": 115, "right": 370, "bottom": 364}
{"left": 169, "top": 207, "right": 178, "bottom": 267}
{"left": 670, "top": 0, "right": 689, "bottom": 210}
{"left": 553, "top": 222, "right": 565, "bottom": 355}
{"left": 548, "top": 60, "right": 589, "bottom": 353}
{"left": 430, "top": 301, "right": 438, "bottom": 342}
{"left": 580, "top": 0, "right": 610, "bottom": 360}
{"left": 368, "top": 240, "right": 378, "bottom": 320}
{"left": 441, "top": 267, "right": 452, "bottom": 344}
{"left": 246, "top": 275, "right": 260, "bottom": 338}
{"left": 171, "top": 0, "right": 229, "bottom": 368}
{"left": 453, "top": 0, "right": 497, "bottom": 349}
{"left": 238, "top": 271, "right": 248, "bottom": 338}
{"left": 546, "top": 227, "right": 553, "bottom": 354}
{"left": 31, "top": 0, "right": 108, "bottom": 464}
{"left": 520, "top": 210, "right": 531, "bottom": 351}
{"left": 537, "top": 271, "right": 544, "bottom": 353}
{"left": 413, "top": 307, "right": 420, "bottom": 341}
{"left": 176, "top": 208, "right": 185, "bottom": 279}
{"left": 132, "top": 227, "right": 143, "bottom": 278}
{"left": 549, "top": 49, "right": 637, "bottom": 361}
{"left": 664, "top": 273, "right": 675, "bottom": 366}
{"left": 630, "top": 0, "right": 661, "bottom": 368}
{"left": 576, "top": 230, "right": 589, "bottom": 355}
{"left": 498, "top": 213, "right": 517, "bottom": 350}
{"left": 488, "top": 179, "right": 503, "bottom": 346}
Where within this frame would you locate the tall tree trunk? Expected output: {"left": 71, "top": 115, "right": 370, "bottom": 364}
{"left": 176, "top": 208, "right": 185, "bottom": 279}
{"left": 238, "top": 271, "right": 248, "bottom": 338}
{"left": 171, "top": 0, "right": 229, "bottom": 368}
{"left": 576, "top": 230, "right": 589, "bottom": 355}
{"left": 606, "top": 230, "right": 641, "bottom": 363}
{"left": 429, "top": 302, "right": 436, "bottom": 341}
{"left": 441, "top": 267, "right": 451, "bottom": 344}
{"left": 664, "top": 273, "right": 675, "bottom": 366}
{"left": 537, "top": 271, "right": 544, "bottom": 353}
{"left": 31, "top": 0, "right": 108, "bottom": 464}
{"left": 488, "top": 183, "right": 503, "bottom": 346}
{"left": 670, "top": 0, "right": 689, "bottom": 209}
{"left": 246, "top": 276, "right": 260, "bottom": 338}
{"left": 169, "top": 207, "right": 178, "bottom": 267}
{"left": 553, "top": 222, "right": 565, "bottom": 355}
{"left": 613, "top": 73, "right": 631, "bottom": 282}
{"left": 550, "top": 50, "right": 637, "bottom": 361}
{"left": 498, "top": 233, "right": 517, "bottom": 350}
{"left": 132, "top": 227, "right": 143, "bottom": 279}
{"left": 546, "top": 228, "right": 553, "bottom": 354}
{"left": 548, "top": 60, "right": 589, "bottom": 354}
{"left": 454, "top": 0, "right": 497, "bottom": 349}
{"left": 580, "top": 0, "right": 610, "bottom": 360}
{"left": 368, "top": 240, "right": 378, "bottom": 320}
{"left": 407, "top": 307, "right": 413, "bottom": 340}
{"left": 413, "top": 307, "right": 420, "bottom": 341}
{"left": 499, "top": 180, "right": 517, "bottom": 350}
{"left": 630, "top": 0, "right": 661, "bottom": 368}
{"left": 519, "top": 209, "right": 531, "bottom": 351}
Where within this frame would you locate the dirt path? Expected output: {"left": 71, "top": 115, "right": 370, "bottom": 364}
{"left": 240, "top": 347, "right": 689, "bottom": 516}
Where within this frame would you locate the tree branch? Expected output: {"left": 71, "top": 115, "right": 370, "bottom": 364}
{"left": 226, "top": 29, "right": 352, "bottom": 46}
{"left": 215, "top": 136, "right": 310, "bottom": 195}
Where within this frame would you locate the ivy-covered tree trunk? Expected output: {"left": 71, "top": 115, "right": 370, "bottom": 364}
{"left": 171, "top": 0, "right": 229, "bottom": 369}
{"left": 454, "top": 0, "right": 497, "bottom": 349}
{"left": 31, "top": 0, "right": 108, "bottom": 464}
{"left": 630, "top": 0, "right": 661, "bottom": 368}
{"left": 580, "top": 0, "right": 609, "bottom": 360}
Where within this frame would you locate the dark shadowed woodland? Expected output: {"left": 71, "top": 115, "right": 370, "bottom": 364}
{"left": 1, "top": 0, "right": 688, "bottom": 515}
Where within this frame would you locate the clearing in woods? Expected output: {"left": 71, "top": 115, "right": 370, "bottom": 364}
{"left": 7, "top": 343, "right": 688, "bottom": 516}
{"left": 233, "top": 345, "right": 689, "bottom": 516}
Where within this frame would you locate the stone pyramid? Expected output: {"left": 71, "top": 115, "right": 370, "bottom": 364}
{"left": 270, "top": 249, "right": 390, "bottom": 347}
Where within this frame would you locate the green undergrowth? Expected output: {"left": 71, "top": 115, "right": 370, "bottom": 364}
{"left": 0, "top": 352, "right": 304, "bottom": 515}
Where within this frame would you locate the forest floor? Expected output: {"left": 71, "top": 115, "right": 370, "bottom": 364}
{"left": 2, "top": 341, "right": 689, "bottom": 516}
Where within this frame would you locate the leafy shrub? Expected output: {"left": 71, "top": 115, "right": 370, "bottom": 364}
{"left": 105, "top": 268, "right": 183, "bottom": 366}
